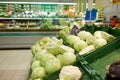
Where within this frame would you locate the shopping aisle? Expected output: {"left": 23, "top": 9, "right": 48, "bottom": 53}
{"left": 0, "top": 49, "right": 32, "bottom": 80}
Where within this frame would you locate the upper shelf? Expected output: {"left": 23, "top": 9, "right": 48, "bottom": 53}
{"left": 0, "top": 2, "right": 76, "bottom": 5}
{"left": 0, "top": 18, "right": 83, "bottom": 20}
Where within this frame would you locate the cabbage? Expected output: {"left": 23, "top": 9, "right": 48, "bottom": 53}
{"left": 46, "top": 39, "right": 63, "bottom": 55}
{"left": 59, "top": 45, "right": 74, "bottom": 54}
{"left": 62, "top": 52, "right": 76, "bottom": 66}
{"left": 46, "top": 38, "right": 63, "bottom": 47}
{"left": 59, "top": 30, "right": 68, "bottom": 39}
{"left": 77, "top": 31, "right": 93, "bottom": 41}
{"left": 46, "top": 46, "right": 60, "bottom": 56}
{"left": 73, "top": 40, "right": 88, "bottom": 52}
{"left": 35, "top": 49, "right": 48, "bottom": 55}
{"left": 38, "top": 37, "right": 51, "bottom": 45}
{"left": 77, "top": 31, "right": 95, "bottom": 45}
{"left": 79, "top": 45, "right": 95, "bottom": 55}
{"left": 94, "top": 31, "right": 116, "bottom": 42}
{"left": 94, "top": 31, "right": 102, "bottom": 39}
{"left": 34, "top": 50, "right": 49, "bottom": 61}
{"left": 31, "top": 44, "right": 42, "bottom": 56}
{"left": 31, "top": 60, "right": 41, "bottom": 71}
{"left": 51, "top": 37, "right": 59, "bottom": 41}
{"left": 66, "top": 35, "right": 80, "bottom": 46}
{"left": 86, "top": 35, "right": 95, "bottom": 45}
{"left": 32, "top": 57, "right": 37, "bottom": 63}
{"left": 59, "top": 27, "right": 71, "bottom": 39}
{"left": 40, "top": 44, "right": 48, "bottom": 50}
{"left": 31, "top": 67, "right": 46, "bottom": 79}
{"left": 37, "top": 53, "right": 56, "bottom": 67}
{"left": 101, "top": 31, "right": 116, "bottom": 42}
{"left": 33, "top": 49, "right": 48, "bottom": 58}
{"left": 57, "top": 54, "right": 64, "bottom": 67}
{"left": 45, "top": 58, "right": 61, "bottom": 74}
{"left": 94, "top": 38, "right": 107, "bottom": 49}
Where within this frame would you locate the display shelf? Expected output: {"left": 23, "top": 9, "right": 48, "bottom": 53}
{"left": 0, "top": 18, "right": 83, "bottom": 20}
{"left": 0, "top": 1, "right": 81, "bottom": 30}
{"left": 0, "top": 31, "right": 59, "bottom": 49}
{"left": 0, "top": 2, "right": 76, "bottom": 5}
{"left": 0, "top": 28, "right": 61, "bottom": 32}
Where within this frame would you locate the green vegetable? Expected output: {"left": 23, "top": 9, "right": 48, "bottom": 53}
{"left": 45, "top": 58, "right": 61, "bottom": 74}
{"left": 59, "top": 27, "right": 71, "bottom": 39}
{"left": 46, "top": 39, "right": 63, "bottom": 55}
{"left": 57, "top": 54, "right": 64, "bottom": 67}
{"left": 86, "top": 34, "right": 95, "bottom": 45}
{"left": 32, "top": 57, "right": 37, "bottom": 63}
{"left": 31, "top": 44, "right": 42, "bottom": 56}
{"left": 59, "top": 45, "right": 74, "bottom": 54}
{"left": 31, "top": 67, "right": 46, "bottom": 79}
{"left": 40, "top": 19, "right": 53, "bottom": 29}
{"left": 94, "top": 31, "right": 116, "bottom": 42}
{"left": 31, "top": 60, "right": 41, "bottom": 71}
{"left": 59, "top": 19, "right": 69, "bottom": 26}
{"left": 79, "top": 45, "right": 95, "bottom": 55}
{"left": 62, "top": 52, "right": 76, "bottom": 66}
{"left": 94, "top": 38, "right": 107, "bottom": 49}
{"left": 34, "top": 50, "right": 49, "bottom": 61}
{"left": 66, "top": 35, "right": 80, "bottom": 46}
{"left": 101, "top": 31, "right": 116, "bottom": 42}
{"left": 73, "top": 40, "right": 88, "bottom": 52}
{"left": 46, "top": 46, "right": 60, "bottom": 56}
{"left": 77, "top": 31, "right": 93, "bottom": 41}
{"left": 38, "top": 53, "right": 56, "bottom": 67}
{"left": 94, "top": 31, "right": 102, "bottom": 39}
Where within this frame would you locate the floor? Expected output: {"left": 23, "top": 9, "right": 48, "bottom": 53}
{"left": 0, "top": 49, "right": 32, "bottom": 80}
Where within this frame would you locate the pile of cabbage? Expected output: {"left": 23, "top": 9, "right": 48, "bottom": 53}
{"left": 30, "top": 37, "right": 77, "bottom": 80}
{"left": 59, "top": 27, "right": 116, "bottom": 56}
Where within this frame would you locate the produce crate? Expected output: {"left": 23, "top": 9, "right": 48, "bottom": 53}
{"left": 43, "top": 53, "right": 103, "bottom": 80}
{"left": 28, "top": 25, "right": 120, "bottom": 80}
{"left": 83, "top": 37, "right": 120, "bottom": 79}
{"left": 80, "top": 25, "right": 120, "bottom": 79}
{"left": 58, "top": 25, "right": 120, "bottom": 80}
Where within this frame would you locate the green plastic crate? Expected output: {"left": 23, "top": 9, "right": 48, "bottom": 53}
{"left": 83, "top": 37, "right": 120, "bottom": 79}
{"left": 80, "top": 25, "right": 120, "bottom": 79}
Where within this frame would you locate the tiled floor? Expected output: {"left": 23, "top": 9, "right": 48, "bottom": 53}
{"left": 0, "top": 49, "right": 32, "bottom": 80}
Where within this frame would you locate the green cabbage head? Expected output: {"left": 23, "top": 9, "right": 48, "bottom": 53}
{"left": 45, "top": 58, "right": 61, "bottom": 74}
{"left": 94, "top": 38, "right": 107, "bottom": 49}
{"left": 73, "top": 40, "right": 88, "bottom": 52}
{"left": 31, "top": 67, "right": 46, "bottom": 79}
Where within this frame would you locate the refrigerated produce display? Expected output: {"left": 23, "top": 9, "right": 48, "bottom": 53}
{"left": 0, "top": 0, "right": 120, "bottom": 80}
